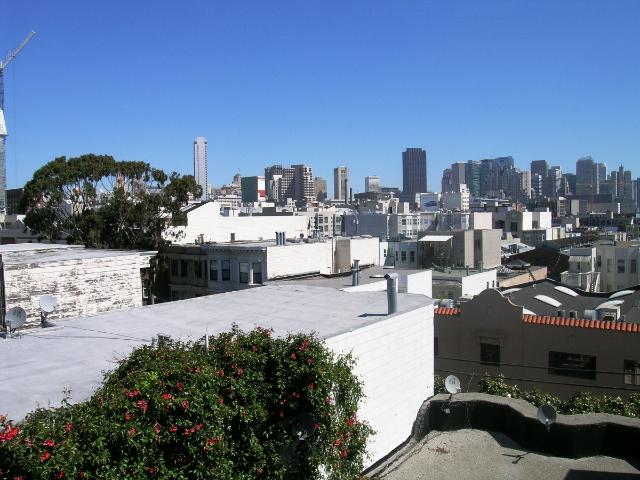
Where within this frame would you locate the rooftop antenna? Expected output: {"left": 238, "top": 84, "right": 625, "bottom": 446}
{"left": 536, "top": 404, "right": 557, "bottom": 432}
{"left": 39, "top": 294, "right": 57, "bottom": 327}
{"left": 5, "top": 306, "right": 27, "bottom": 336}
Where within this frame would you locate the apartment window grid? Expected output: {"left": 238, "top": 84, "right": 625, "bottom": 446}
{"left": 624, "top": 360, "right": 640, "bottom": 386}
{"left": 252, "top": 262, "right": 263, "bottom": 284}
{"left": 401, "top": 251, "right": 407, "bottom": 261}
{"left": 617, "top": 259, "right": 626, "bottom": 274}
{"left": 209, "top": 259, "right": 219, "bottom": 281}
{"left": 548, "top": 351, "right": 597, "bottom": 380}
{"left": 221, "top": 260, "right": 231, "bottom": 281}
{"left": 239, "top": 262, "right": 249, "bottom": 284}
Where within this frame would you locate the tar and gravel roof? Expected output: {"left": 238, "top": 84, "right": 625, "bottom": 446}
{"left": 0, "top": 284, "right": 432, "bottom": 422}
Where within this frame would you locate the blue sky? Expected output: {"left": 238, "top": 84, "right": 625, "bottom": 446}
{"left": 2, "top": 0, "right": 639, "bottom": 192}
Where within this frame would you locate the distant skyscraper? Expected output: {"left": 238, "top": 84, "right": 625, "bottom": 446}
{"left": 193, "top": 137, "right": 208, "bottom": 200}
{"left": 530, "top": 160, "right": 549, "bottom": 180}
{"left": 402, "top": 148, "right": 427, "bottom": 194}
{"left": 465, "top": 161, "right": 481, "bottom": 197}
{"left": 314, "top": 177, "right": 327, "bottom": 202}
{"left": 365, "top": 175, "right": 380, "bottom": 193}
{"left": 575, "top": 157, "right": 598, "bottom": 197}
{"left": 334, "top": 166, "right": 349, "bottom": 201}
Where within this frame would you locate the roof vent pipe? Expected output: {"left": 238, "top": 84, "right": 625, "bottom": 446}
{"left": 384, "top": 273, "right": 398, "bottom": 315}
{"left": 351, "top": 259, "right": 360, "bottom": 286}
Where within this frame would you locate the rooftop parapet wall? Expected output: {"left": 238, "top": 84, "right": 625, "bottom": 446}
{"left": 413, "top": 393, "right": 640, "bottom": 460}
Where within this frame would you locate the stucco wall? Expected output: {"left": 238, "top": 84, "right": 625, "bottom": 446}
{"left": 326, "top": 304, "right": 435, "bottom": 465}
{"left": 266, "top": 242, "right": 333, "bottom": 278}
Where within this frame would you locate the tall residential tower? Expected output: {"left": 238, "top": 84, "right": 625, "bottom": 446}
{"left": 334, "top": 166, "right": 349, "bottom": 201}
{"left": 193, "top": 137, "right": 208, "bottom": 200}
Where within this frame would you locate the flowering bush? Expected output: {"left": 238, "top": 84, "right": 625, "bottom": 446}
{"left": 0, "top": 326, "right": 373, "bottom": 479}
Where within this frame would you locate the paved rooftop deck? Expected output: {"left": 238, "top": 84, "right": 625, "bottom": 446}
{"left": 0, "top": 285, "right": 432, "bottom": 422}
{"left": 375, "top": 429, "right": 640, "bottom": 480}
{"left": 0, "top": 242, "right": 155, "bottom": 264}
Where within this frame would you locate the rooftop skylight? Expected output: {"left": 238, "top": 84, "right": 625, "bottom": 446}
{"left": 609, "top": 290, "right": 634, "bottom": 299}
{"left": 554, "top": 286, "right": 579, "bottom": 297}
{"left": 534, "top": 295, "right": 562, "bottom": 308}
{"left": 501, "top": 288, "right": 521, "bottom": 295}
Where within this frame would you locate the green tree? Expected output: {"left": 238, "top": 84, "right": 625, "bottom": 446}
{"left": 19, "top": 154, "right": 201, "bottom": 250}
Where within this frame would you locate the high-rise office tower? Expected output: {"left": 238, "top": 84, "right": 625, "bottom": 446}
{"left": 314, "top": 177, "right": 327, "bottom": 202}
{"left": 542, "top": 166, "right": 562, "bottom": 197}
{"left": 193, "top": 137, "right": 208, "bottom": 200}
{"left": 531, "top": 174, "right": 543, "bottom": 198}
{"left": 575, "top": 157, "right": 598, "bottom": 196}
{"left": 530, "top": 160, "right": 549, "bottom": 180}
{"left": 264, "top": 164, "right": 284, "bottom": 201}
{"left": 365, "top": 175, "right": 380, "bottom": 193}
{"left": 465, "top": 161, "right": 481, "bottom": 197}
{"left": 293, "top": 164, "right": 314, "bottom": 203}
{"left": 441, "top": 168, "right": 453, "bottom": 193}
{"left": 402, "top": 148, "right": 427, "bottom": 194}
{"left": 334, "top": 166, "right": 349, "bottom": 201}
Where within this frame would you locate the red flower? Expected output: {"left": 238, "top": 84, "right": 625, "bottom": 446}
{"left": 334, "top": 438, "right": 342, "bottom": 446}
{"left": 307, "top": 358, "right": 314, "bottom": 366}
{"left": 181, "top": 400, "right": 190, "bottom": 410}
{"left": 148, "top": 467, "right": 157, "bottom": 475}
{"left": 128, "top": 427, "right": 136, "bottom": 437}
{"left": 137, "top": 400, "right": 148, "bottom": 414}
{"left": 40, "top": 451, "right": 52, "bottom": 462}
{"left": 299, "top": 339, "right": 310, "bottom": 352}
{"left": 162, "top": 393, "right": 173, "bottom": 400}
{"left": 196, "top": 423, "right": 203, "bottom": 431}
{"left": 236, "top": 367, "right": 244, "bottom": 376}
{"left": 126, "top": 389, "right": 139, "bottom": 398}
{"left": 42, "top": 439, "right": 56, "bottom": 447}
{"left": 218, "top": 398, "right": 224, "bottom": 405}
{"left": 205, "top": 436, "right": 220, "bottom": 448}
{"left": 125, "top": 413, "right": 132, "bottom": 422}
{"left": 169, "top": 425, "right": 178, "bottom": 433}
{"left": 55, "top": 471, "right": 65, "bottom": 479}
{"left": 65, "top": 422, "right": 73, "bottom": 433}
{"left": 176, "top": 382, "right": 184, "bottom": 391}
{"left": 251, "top": 345, "right": 259, "bottom": 352}
{"left": 308, "top": 383, "right": 315, "bottom": 390}
{"left": 290, "top": 352, "right": 297, "bottom": 360}
{"left": 216, "top": 370, "right": 225, "bottom": 377}
{"left": 340, "top": 449, "right": 349, "bottom": 458}
{"left": 314, "top": 423, "right": 321, "bottom": 430}
{"left": 153, "top": 423, "right": 161, "bottom": 434}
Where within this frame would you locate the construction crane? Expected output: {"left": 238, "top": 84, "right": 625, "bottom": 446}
{"left": 0, "top": 30, "right": 36, "bottom": 213}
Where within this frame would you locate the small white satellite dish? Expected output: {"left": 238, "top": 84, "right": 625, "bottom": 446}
{"left": 445, "top": 375, "right": 461, "bottom": 394}
{"left": 39, "top": 294, "right": 57, "bottom": 313}
{"left": 6, "top": 306, "right": 27, "bottom": 330}
{"left": 537, "top": 404, "right": 557, "bottom": 431}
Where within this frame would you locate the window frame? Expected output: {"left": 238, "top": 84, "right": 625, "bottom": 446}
{"left": 548, "top": 351, "right": 596, "bottom": 380}
{"left": 480, "top": 342, "right": 500, "bottom": 367}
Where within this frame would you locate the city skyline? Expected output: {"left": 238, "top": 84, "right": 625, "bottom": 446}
{"left": 2, "top": 1, "right": 639, "bottom": 193}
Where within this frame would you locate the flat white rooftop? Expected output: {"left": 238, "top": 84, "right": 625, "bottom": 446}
{"left": 0, "top": 285, "right": 432, "bottom": 422}
{"left": 0, "top": 243, "right": 155, "bottom": 265}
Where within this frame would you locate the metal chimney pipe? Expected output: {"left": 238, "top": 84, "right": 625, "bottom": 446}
{"left": 275, "top": 232, "right": 279, "bottom": 245}
{"left": 384, "top": 273, "right": 398, "bottom": 314}
{"left": 351, "top": 259, "right": 360, "bottom": 286}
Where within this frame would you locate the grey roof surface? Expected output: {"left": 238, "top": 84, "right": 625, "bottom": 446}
{"left": 0, "top": 243, "right": 155, "bottom": 265}
{"left": 377, "top": 429, "right": 639, "bottom": 480}
{"left": 274, "top": 265, "right": 425, "bottom": 289}
{"left": 504, "top": 280, "right": 640, "bottom": 322}
{"left": 0, "top": 285, "right": 432, "bottom": 422}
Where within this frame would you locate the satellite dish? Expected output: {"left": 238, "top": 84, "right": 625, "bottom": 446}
{"left": 537, "top": 404, "right": 557, "bottom": 431}
{"left": 39, "top": 294, "right": 57, "bottom": 313}
{"left": 6, "top": 306, "right": 27, "bottom": 330}
{"left": 445, "top": 375, "right": 461, "bottom": 394}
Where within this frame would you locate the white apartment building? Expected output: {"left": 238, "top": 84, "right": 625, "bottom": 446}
{"left": 595, "top": 241, "right": 640, "bottom": 292}
{"left": 441, "top": 184, "right": 470, "bottom": 212}
{"left": 164, "top": 201, "right": 310, "bottom": 244}
{"left": 561, "top": 247, "right": 600, "bottom": 292}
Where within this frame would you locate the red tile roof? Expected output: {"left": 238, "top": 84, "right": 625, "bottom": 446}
{"left": 434, "top": 306, "right": 640, "bottom": 333}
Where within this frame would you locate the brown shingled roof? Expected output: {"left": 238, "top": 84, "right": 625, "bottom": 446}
{"left": 435, "top": 306, "right": 640, "bottom": 333}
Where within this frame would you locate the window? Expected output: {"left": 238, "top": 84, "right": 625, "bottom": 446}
{"left": 221, "top": 260, "right": 231, "bottom": 281}
{"left": 410, "top": 251, "right": 415, "bottom": 262}
{"left": 209, "top": 260, "right": 218, "bottom": 281}
{"left": 631, "top": 260, "right": 637, "bottom": 274}
{"left": 252, "top": 262, "right": 263, "bottom": 284}
{"left": 239, "top": 262, "right": 249, "bottom": 284}
{"left": 480, "top": 343, "right": 500, "bottom": 366}
{"left": 401, "top": 218, "right": 407, "bottom": 225}
{"left": 171, "top": 259, "right": 179, "bottom": 276}
{"left": 624, "top": 360, "right": 640, "bottom": 385}
{"left": 180, "top": 260, "right": 188, "bottom": 277}
{"left": 401, "top": 251, "right": 407, "bottom": 261}
{"left": 548, "top": 351, "right": 596, "bottom": 380}
{"left": 383, "top": 249, "right": 387, "bottom": 257}
{"left": 596, "top": 256, "right": 602, "bottom": 268}
{"left": 617, "top": 259, "right": 625, "bottom": 274}
{"left": 194, "top": 260, "right": 202, "bottom": 279}
{"left": 607, "top": 258, "right": 612, "bottom": 273}
{"left": 532, "top": 221, "right": 539, "bottom": 229}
